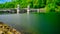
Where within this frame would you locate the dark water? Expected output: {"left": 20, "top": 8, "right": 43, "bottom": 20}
{"left": 0, "top": 13, "right": 60, "bottom": 34}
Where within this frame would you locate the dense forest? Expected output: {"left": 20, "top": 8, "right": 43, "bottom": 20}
{"left": 0, "top": 0, "right": 60, "bottom": 12}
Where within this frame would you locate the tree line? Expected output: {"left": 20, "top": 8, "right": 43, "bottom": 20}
{"left": 0, "top": 0, "right": 60, "bottom": 12}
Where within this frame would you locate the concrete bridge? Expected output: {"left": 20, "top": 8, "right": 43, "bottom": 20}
{"left": 0, "top": 5, "right": 45, "bottom": 14}
{"left": 0, "top": 4, "right": 20, "bottom": 14}
{"left": 0, "top": 8, "right": 17, "bottom": 13}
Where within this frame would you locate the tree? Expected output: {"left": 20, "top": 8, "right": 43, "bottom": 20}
{"left": 45, "top": 0, "right": 57, "bottom": 12}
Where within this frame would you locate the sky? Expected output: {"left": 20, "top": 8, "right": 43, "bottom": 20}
{"left": 0, "top": 0, "right": 11, "bottom": 3}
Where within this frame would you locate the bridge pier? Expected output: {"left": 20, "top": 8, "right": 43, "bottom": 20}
{"left": 27, "top": 5, "right": 30, "bottom": 14}
{"left": 17, "top": 4, "right": 20, "bottom": 14}
{"left": 37, "top": 9, "right": 40, "bottom": 13}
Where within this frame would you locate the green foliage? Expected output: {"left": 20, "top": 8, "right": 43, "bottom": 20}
{"left": 45, "top": 3, "right": 56, "bottom": 12}
{"left": 45, "top": 0, "right": 57, "bottom": 12}
{"left": 55, "top": 6, "right": 60, "bottom": 12}
{"left": 0, "top": 0, "right": 60, "bottom": 12}
{"left": 0, "top": 0, "right": 46, "bottom": 8}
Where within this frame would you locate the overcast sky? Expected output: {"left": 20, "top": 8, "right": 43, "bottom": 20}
{"left": 0, "top": 0, "right": 11, "bottom": 3}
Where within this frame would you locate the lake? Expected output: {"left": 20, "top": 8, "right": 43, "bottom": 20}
{"left": 0, "top": 12, "right": 60, "bottom": 34}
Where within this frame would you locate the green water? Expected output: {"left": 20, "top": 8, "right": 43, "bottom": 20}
{"left": 0, "top": 12, "right": 60, "bottom": 34}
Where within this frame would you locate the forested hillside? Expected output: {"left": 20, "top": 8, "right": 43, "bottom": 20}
{"left": 0, "top": 0, "right": 60, "bottom": 12}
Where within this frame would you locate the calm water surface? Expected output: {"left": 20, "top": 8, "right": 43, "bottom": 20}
{"left": 0, "top": 13, "right": 60, "bottom": 34}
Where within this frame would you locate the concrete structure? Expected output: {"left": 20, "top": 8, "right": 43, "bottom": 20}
{"left": 27, "top": 5, "right": 30, "bottom": 14}
{"left": 0, "top": 5, "right": 45, "bottom": 14}
{"left": 17, "top": 4, "right": 20, "bottom": 14}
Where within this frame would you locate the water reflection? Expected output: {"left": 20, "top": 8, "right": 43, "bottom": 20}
{"left": 0, "top": 13, "right": 60, "bottom": 34}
